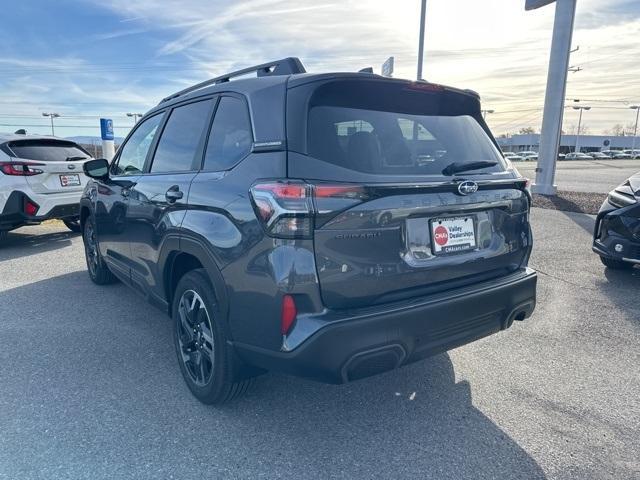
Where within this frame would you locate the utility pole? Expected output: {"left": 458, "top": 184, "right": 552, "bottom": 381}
{"left": 416, "top": 0, "right": 427, "bottom": 80}
{"left": 573, "top": 105, "right": 590, "bottom": 152}
{"left": 482, "top": 109, "right": 495, "bottom": 119}
{"left": 126, "top": 112, "right": 143, "bottom": 123}
{"left": 630, "top": 105, "right": 639, "bottom": 154}
{"left": 42, "top": 112, "right": 60, "bottom": 136}
{"left": 528, "top": 0, "right": 577, "bottom": 196}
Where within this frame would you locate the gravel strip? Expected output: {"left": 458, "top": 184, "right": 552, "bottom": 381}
{"left": 532, "top": 191, "right": 606, "bottom": 215}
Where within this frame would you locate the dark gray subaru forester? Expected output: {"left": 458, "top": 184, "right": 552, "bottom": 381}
{"left": 80, "top": 58, "right": 537, "bottom": 404}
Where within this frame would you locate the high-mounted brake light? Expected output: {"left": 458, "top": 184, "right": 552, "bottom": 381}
{"left": 281, "top": 294, "right": 297, "bottom": 335}
{"left": 250, "top": 181, "right": 367, "bottom": 239}
{"left": 0, "top": 161, "right": 44, "bottom": 176}
{"left": 405, "top": 82, "right": 445, "bottom": 93}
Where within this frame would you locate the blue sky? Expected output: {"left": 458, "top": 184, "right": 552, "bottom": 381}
{"left": 0, "top": 0, "right": 639, "bottom": 139}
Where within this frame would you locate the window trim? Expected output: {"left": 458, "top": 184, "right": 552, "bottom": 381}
{"left": 110, "top": 111, "right": 166, "bottom": 177}
{"left": 143, "top": 96, "right": 217, "bottom": 176}
{"left": 198, "top": 93, "right": 254, "bottom": 173}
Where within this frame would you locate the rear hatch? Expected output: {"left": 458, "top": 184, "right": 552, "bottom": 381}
{"left": 4, "top": 139, "right": 91, "bottom": 194}
{"left": 286, "top": 76, "right": 532, "bottom": 309}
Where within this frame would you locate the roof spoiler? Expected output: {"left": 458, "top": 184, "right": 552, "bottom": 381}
{"left": 160, "top": 57, "right": 306, "bottom": 104}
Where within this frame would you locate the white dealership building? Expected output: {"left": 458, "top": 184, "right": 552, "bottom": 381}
{"left": 498, "top": 134, "right": 640, "bottom": 153}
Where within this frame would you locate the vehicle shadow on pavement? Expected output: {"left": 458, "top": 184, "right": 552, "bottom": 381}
{"left": 0, "top": 271, "right": 546, "bottom": 480}
{"left": 600, "top": 266, "right": 640, "bottom": 324}
{"left": 0, "top": 228, "right": 78, "bottom": 262}
{"left": 221, "top": 356, "right": 547, "bottom": 479}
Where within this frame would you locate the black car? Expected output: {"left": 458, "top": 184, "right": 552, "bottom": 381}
{"left": 593, "top": 172, "right": 640, "bottom": 269}
{"left": 80, "top": 58, "right": 537, "bottom": 404}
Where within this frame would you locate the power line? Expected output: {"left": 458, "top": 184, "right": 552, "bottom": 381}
{"left": 0, "top": 123, "right": 133, "bottom": 129}
{"left": 0, "top": 114, "right": 133, "bottom": 119}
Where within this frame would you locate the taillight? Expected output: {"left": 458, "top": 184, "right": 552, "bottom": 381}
{"left": 250, "top": 181, "right": 313, "bottom": 238}
{"left": 281, "top": 294, "right": 297, "bottom": 335}
{"left": 315, "top": 185, "right": 365, "bottom": 198}
{"left": 0, "top": 161, "right": 45, "bottom": 176}
{"left": 250, "top": 181, "right": 367, "bottom": 238}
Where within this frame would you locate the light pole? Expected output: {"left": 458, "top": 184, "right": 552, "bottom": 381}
{"left": 529, "top": 0, "right": 577, "bottom": 195}
{"left": 482, "top": 109, "right": 495, "bottom": 119}
{"left": 572, "top": 106, "right": 590, "bottom": 153}
{"left": 42, "top": 112, "right": 60, "bottom": 136}
{"left": 126, "top": 113, "right": 143, "bottom": 123}
{"left": 416, "top": 0, "right": 427, "bottom": 80}
{"left": 630, "top": 105, "right": 639, "bottom": 154}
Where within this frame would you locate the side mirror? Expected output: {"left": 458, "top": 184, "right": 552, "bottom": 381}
{"left": 83, "top": 158, "right": 110, "bottom": 180}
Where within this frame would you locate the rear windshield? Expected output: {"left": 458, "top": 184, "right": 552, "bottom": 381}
{"left": 6, "top": 140, "right": 90, "bottom": 162}
{"left": 299, "top": 80, "right": 505, "bottom": 177}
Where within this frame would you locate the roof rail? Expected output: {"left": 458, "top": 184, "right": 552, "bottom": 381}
{"left": 160, "top": 57, "right": 306, "bottom": 103}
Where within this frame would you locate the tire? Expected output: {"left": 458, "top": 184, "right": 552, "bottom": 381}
{"left": 83, "top": 216, "right": 117, "bottom": 284}
{"left": 63, "top": 217, "right": 81, "bottom": 233}
{"left": 173, "top": 269, "right": 251, "bottom": 404}
{"left": 600, "top": 256, "right": 633, "bottom": 270}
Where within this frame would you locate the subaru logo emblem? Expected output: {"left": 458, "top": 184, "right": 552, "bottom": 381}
{"left": 67, "top": 164, "right": 76, "bottom": 170}
{"left": 457, "top": 181, "right": 478, "bottom": 196}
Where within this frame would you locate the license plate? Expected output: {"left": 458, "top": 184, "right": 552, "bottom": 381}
{"left": 59, "top": 174, "right": 80, "bottom": 187}
{"left": 431, "top": 216, "right": 476, "bottom": 255}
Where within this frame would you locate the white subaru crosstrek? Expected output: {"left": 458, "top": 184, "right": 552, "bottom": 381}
{"left": 0, "top": 132, "right": 92, "bottom": 243}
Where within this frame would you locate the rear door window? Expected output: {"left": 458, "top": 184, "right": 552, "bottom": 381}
{"left": 150, "top": 99, "right": 214, "bottom": 173}
{"left": 7, "top": 140, "right": 90, "bottom": 162}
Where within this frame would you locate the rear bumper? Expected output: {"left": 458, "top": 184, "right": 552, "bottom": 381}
{"left": 0, "top": 190, "right": 79, "bottom": 231}
{"left": 234, "top": 268, "right": 537, "bottom": 383}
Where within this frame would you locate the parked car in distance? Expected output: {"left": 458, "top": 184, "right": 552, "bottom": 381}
{"left": 593, "top": 171, "right": 639, "bottom": 270}
{"left": 80, "top": 57, "right": 537, "bottom": 404}
{"left": 503, "top": 151, "right": 525, "bottom": 162}
{"left": 588, "top": 152, "right": 610, "bottom": 160}
{"left": 564, "top": 152, "right": 593, "bottom": 161}
{"left": 558, "top": 153, "right": 566, "bottom": 160}
{"left": 519, "top": 151, "right": 538, "bottom": 161}
{"left": 0, "top": 133, "right": 92, "bottom": 242}
{"left": 623, "top": 150, "right": 640, "bottom": 159}
{"left": 606, "top": 151, "right": 632, "bottom": 159}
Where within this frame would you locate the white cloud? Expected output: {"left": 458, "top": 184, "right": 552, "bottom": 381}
{"left": 1, "top": 0, "right": 639, "bottom": 137}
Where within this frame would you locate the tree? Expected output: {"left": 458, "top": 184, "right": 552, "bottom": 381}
{"left": 518, "top": 127, "right": 536, "bottom": 134}
{"left": 609, "top": 123, "right": 625, "bottom": 136}
{"left": 566, "top": 124, "right": 590, "bottom": 135}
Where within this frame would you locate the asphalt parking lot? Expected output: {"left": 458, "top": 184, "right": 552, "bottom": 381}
{"left": 516, "top": 159, "right": 640, "bottom": 193}
{"left": 1, "top": 208, "right": 639, "bottom": 480}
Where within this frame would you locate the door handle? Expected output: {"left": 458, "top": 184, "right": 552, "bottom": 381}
{"left": 165, "top": 185, "right": 184, "bottom": 203}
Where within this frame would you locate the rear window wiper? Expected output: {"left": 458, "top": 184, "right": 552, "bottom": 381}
{"left": 66, "top": 156, "right": 88, "bottom": 161}
{"left": 442, "top": 161, "right": 498, "bottom": 176}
